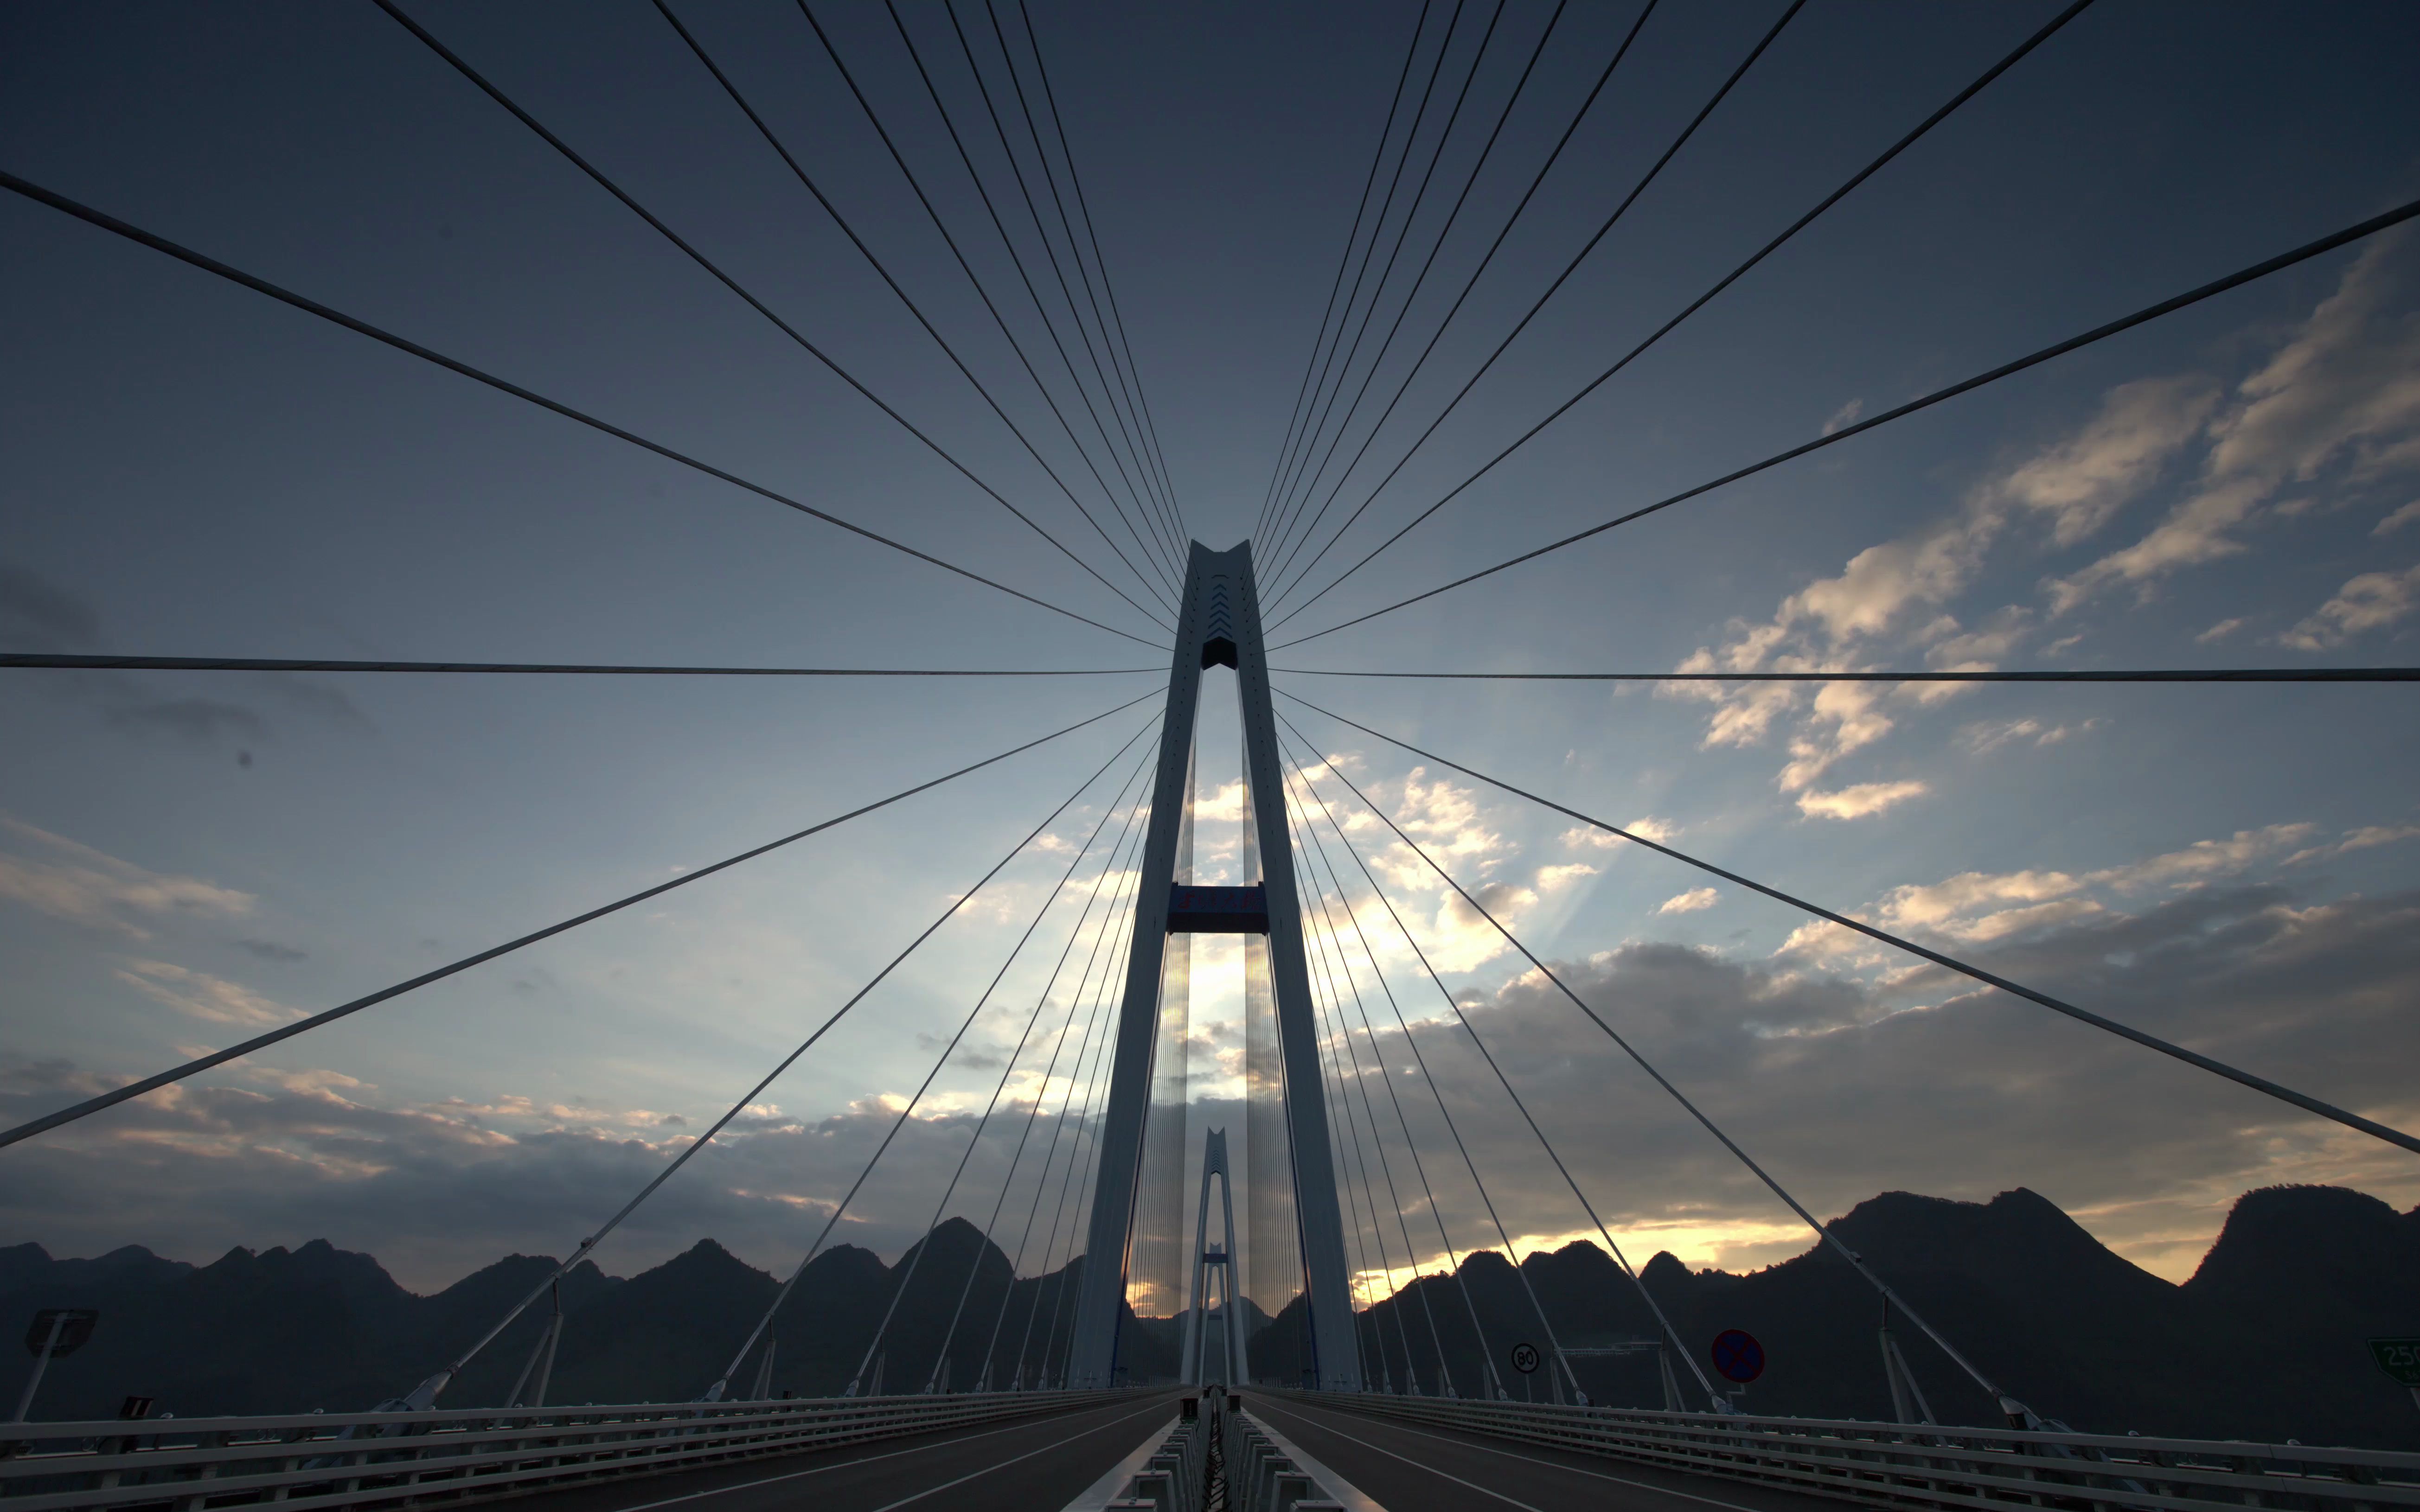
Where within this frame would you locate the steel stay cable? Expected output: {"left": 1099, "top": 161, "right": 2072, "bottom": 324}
{"left": 418, "top": 711, "right": 1159, "bottom": 1405}
{"left": 1005, "top": 834, "right": 1141, "bottom": 1388}
{"left": 882, "top": 0, "right": 1186, "bottom": 595}
{"left": 980, "top": 0, "right": 1187, "bottom": 567}
{"left": 0, "top": 169, "right": 1164, "bottom": 652}
{"left": 821, "top": 743, "right": 1157, "bottom": 1398}
{"left": 1256, "top": 0, "right": 1659, "bottom": 612}
{"left": 1261, "top": 0, "right": 1573, "bottom": 589}
{"left": 890, "top": 749, "right": 1155, "bottom": 1394}
{"left": 1023, "top": 919, "right": 1131, "bottom": 1388}
{"left": 1272, "top": 665, "right": 2420, "bottom": 684}
{"left": 1276, "top": 761, "right": 1581, "bottom": 1406}
{"left": 815, "top": 0, "right": 1183, "bottom": 606}
{"left": 1277, "top": 193, "right": 2420, "bottom": 647}
{"left": 949, "top": 0, "right": 1179, "bottom": 561}
{"left": 1266, "top": 794, "right": 1505, "bottom": 1401}
{"left": 1031, "top": 898, "right": 1143, "bottom": 1388}
{"left": 655, "top": 3, "right": 1176, "bottom": 619}
{"left": 649, "top": 4, "right": 1179, "bottom": 624}
{"left": 1008, "top": 0, "right": 1189, "bottom": 544}
{"left": 1280, "top": 688, "right": 2420, "bottom": 1160}
{"left": 977, "top": 828, "right": 1141, "bottom": 1388}
{"left": 1267, "top": 0, "right": 1517, "bottom": 579}
{"left": 1308, "top": 974, "right": 1381, "bottom": 1391}
{"left": 25, "top": 656, "right": 2409, "bottom": 683}
{"left": 1276, "top": 712, "right": 2021, "bottom": 1409}
{"left": 0, "top": 654, "right": 1160, "bottom": 676}
{"left": 1284, "top": 740, "right": 1725, "bottom": 1410}
{"left": 1296, "top": 847, "right": 1459, "bottom": 1398}
{"left": 1294, "top": 829, "right": 1433, "bottom": 1395}
{"left": 934, "top": 768, "right": 1157, "bottom": 1385}
{"left": 1270, "top": 0, "right": 1797, "bottom": 617}
{"left": 928, "top": 0, "right": 1185, "bottom": 578}
{"left": 378, "top": 0, "right": 1170, "bottom": 637}
{"left": 1266, "top": 0, "right": 1474, "bottom": 564}
{"left": 0, "top": 690, "right": 1155, "bottom": 1154}
{"left": 1270, "top": 0, "right": 2092, "bottom": 621}
{"left": 691, "top": 719, "right": 1152, "bottom": 1400}
{"left": 1266, "top": 0, "right": 1504, "bottom": 569}
{"left": 1295, "top": 867, "right": 1393, "bottom": 1386}
{"left": 1298, "top": 873, "right": 1388, "bottom": 1346}
{"left": 1255, "top": 0, "right": 1438, "bottom": 550}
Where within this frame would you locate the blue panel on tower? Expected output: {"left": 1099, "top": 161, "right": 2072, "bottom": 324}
{"left": 1166, "top": 883, "right": 1269, "bottom": 934}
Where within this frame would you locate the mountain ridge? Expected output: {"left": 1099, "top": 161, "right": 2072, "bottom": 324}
{"left": 5, "top": 1184, "right": 2414, "bottom": 1448}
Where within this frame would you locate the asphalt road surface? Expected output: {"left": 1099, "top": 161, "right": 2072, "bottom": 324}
{"left": 1250, "top": 1393, "right": 1860, "bottom": 1512}
{"left": 500, "top": 1391, "right": 1180, "bottom": 1512}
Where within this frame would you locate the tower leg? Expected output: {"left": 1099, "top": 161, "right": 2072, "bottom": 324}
{"left": 1067, "top": 546, "right": 1212, "bottom": 1388}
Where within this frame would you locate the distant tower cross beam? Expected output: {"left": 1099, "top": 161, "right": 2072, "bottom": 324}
{"left": 1066, "top": 541, "right": 1361, "bottom": 1391}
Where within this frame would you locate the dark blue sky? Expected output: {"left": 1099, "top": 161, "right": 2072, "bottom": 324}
{"left": 4, "top": 0, "right": 2417, "bottom": 1294}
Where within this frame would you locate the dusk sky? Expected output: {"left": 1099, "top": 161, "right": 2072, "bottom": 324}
{"left": 4, "top": 0, "right": 2417, "bottom": 1305}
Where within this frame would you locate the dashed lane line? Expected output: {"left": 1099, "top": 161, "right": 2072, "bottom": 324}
{"left": 1260, "top": 1397, "right": 1790, "bottom": 1512}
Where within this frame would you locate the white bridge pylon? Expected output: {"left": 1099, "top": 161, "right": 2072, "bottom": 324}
{"left": 1067, "top": 541, "right": 1362, "bottom": 1391}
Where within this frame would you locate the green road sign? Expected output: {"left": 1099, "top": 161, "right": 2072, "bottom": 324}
{"left": 2368, "top": 1338, "right": 2420, "bottom": 1387}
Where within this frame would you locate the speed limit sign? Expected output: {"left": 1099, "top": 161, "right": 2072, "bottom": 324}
{"left": 1509, "top": 1341, "right": 1542, "bottom": 1375}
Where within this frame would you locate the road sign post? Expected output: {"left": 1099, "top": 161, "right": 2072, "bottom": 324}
{"left": 13, "top": 1308, "right": 98, "bottom": 1423}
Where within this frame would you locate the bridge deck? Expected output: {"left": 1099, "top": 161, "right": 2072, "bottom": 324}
{"left": 1252, "top": 1393, "right": 1860, "bottom": 1512}
{"left": 493, "top": 1392, "right": 1180, "bottom": 1512}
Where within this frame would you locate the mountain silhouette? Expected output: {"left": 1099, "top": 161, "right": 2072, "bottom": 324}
{"left": 1254, "top": 1184, "right": 2420, "bottom": 1448}
{"left": 6, "top": 1185, "right": 2414, "bottom": 1448}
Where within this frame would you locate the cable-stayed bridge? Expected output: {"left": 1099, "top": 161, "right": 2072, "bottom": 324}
{"left": 5, "top": 2, "right": 2417, "bottom": 1509}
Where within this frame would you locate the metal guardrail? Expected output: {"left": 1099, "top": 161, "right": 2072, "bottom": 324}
{"left": 1093, "top": 1390, "right": 1344, "bottom": 1512}
{"left": 1270, "top": 1391, "right": 2420, "bottom": 1512}
{"left": 0, "top": 1390, "right": 1112, "bottom": 1512}
{"left": 1221, "top": 1407, "right": 1343, "bottom": 1512}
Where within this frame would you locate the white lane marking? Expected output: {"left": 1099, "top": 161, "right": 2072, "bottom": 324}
{"left": 864, "top": 1398, "right": 1175, "bottom": 1512}
{"left": 1239, "top": 1408, "right": 1388, "bottom": 1512}
{"left": 602, "top": 1397, "right": 1164, "bottom": 1512}
{"left": 1058, "top": 1414, "right": 1178, "bottom": 1512}
{"left": 1261, "top": 1397, "right": 1780, "bottom": 1512}
{"left": 1249, "top": 1401, "right": 1542, "bottom": 1512}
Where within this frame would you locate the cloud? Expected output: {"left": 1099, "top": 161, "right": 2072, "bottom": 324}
{"left": 10, "top": 856, "right": 2420, "bottom": 1295}
{"left": 1994, "top": 375, "right": 2219, "bottom": 546}
{"left": 1657, "top": 887, "right": 1718, "bottom": 915}
{"left": 103, "top": 697, "right": 271, "bottom": 745}
{"left": 2286, "top": 824, "right": 2420, "bottom": 866}
{"left": 2375, "top": 500, "right": 2420, "bottom": 536}
{"left": 1533, "top": 863, "right": 1597, "bottom": 892}
{"left": 1565, "top": 817, "right": 1676, "bottom": 849}
{"left": 0, "top": 566, "right": 364, "bottom": 749}
{"left": 2053, "top": 234, "right": 2420, "bottom": 610}
{"left": 2195, "top": 617, "right": 2245, "bottom": 644}
{"left": 2279, "top": 562, "right": 2420, "bottom": 649}
{"left": 1796, "top": 780, "right": 1927, "bottom": 820}
{"left": 1781, "top": 823, "right": 2322, "bottom": 958}
{"left": 236, "top": 939, "right": 309, "bottom": 963}
{"left": 1666, "top": 238, "right": 2420, "bottom": 801}
{"left": 1821, "top": 398, "right": 1864, "bottom": 436}
{"left": 0, "top": 1051, "right": 1152, "bottom": 1292}
{"left": 1960, "top": 717, "right": 2099, "bottom": 754}
{"left": 0, "top": 563, "right": 101, "bottom": 651}
{"left": 115, "top": 959, "right": 300, "bottom": 1027}
{"left": 0, "top": 817, "right": 256, "bottom": 936}
{"left": 1384, "top": 882, "right": 2420, "bottom": 1278}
